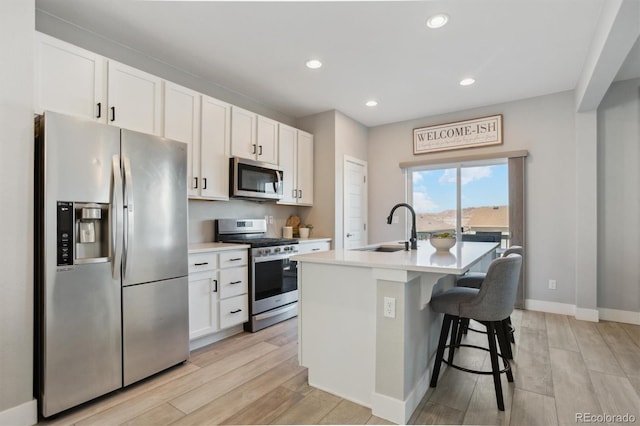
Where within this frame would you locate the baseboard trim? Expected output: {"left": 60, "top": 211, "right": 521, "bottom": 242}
{"left": 575, "top": 308, "right": 599, "bottom": 322}
{"left": 189, "top": 325, "right": 243, "bottom": 351}
{"left": 599, "top": 308, "right": 640, "bottom": 325}
{"left": 524, "top": 299, "right": 576, "bottom": 316}
{"left": 0, "top": 399, "right": 37, "bottom": 426}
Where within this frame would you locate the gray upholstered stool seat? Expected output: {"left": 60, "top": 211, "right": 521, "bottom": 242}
{"left": 430, "top": 253, "right": 523, "bottom": 411}
{"left": 455, "top": 246, "right": 523, "bottom": 346}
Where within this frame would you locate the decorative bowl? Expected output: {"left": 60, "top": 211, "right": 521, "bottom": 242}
{"left": 429, "top": 236, "right": 456, "bottom": 251}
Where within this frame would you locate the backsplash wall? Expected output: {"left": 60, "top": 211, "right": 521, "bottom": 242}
{"left": 188, "top": 199, "right": 302, "bottom": 243}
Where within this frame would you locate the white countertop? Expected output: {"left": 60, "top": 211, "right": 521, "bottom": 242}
{"left": 188, "top": 242, "right": 250, "bottom": 253}
{"left": 292, "top": 240, "right": 498, "bottom": 274}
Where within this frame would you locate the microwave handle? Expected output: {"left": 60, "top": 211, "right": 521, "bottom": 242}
{"left": 273, "top": 170, "right": 282, "bottom": 194}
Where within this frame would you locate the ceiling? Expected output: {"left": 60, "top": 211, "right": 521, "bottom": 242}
{"left": 35, "top": 0, "right": 640, "bottom": 127}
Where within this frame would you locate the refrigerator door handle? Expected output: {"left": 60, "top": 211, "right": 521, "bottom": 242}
{"left": 112, "top": 156, "right": 124, "bottom": 280}
{"left": 123, "top": 156, "right": 134, "bottom": 278}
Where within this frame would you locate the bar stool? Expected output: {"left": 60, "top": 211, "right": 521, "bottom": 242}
{"left": 429, "top": 253, "right": 522, "bottom": 411}
{"left": 456, "top": 245, "right": 523, "bottom": 350}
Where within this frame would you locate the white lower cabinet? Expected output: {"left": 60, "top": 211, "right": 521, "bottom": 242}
{"left": 297, "top": 240, "right": 331, "bottom": 254}
{"left": 188, "top": 248, "right": 248, "bottom": 344}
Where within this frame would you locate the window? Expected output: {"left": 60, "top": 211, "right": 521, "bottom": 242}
{"left": 409, "top": 160, "right": 509, "bottom": 245}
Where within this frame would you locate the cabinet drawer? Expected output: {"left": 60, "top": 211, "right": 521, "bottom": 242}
{"left": 297, "top": 241, "right": 330, "bottom": 254}
{"left": 219, "top": 267, "right": 248, "bottom": 299}
{"left": 219, "top": 295, "right": 248, "bottom": 329}
{"left": 188, "top": 252, "right": 218, "bottom": 273}
{"left": 219, "top": 250, "right": 248, "bottom": 268}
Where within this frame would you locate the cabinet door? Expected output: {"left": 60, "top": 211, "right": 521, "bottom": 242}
{"left": 277, "top": 124, "right": 297, "bottom": 205}
{"left": 107, "top": 60, "right": 162, "bottom": 135}
{"left": 297, "top": 131, "right": 314, "bottom": 205}
{"left": 35, "top": 32, "right": 106, "bottom": 122}
{"left": 230, "top": 106, "right": 256, "bottom": 160}
{"left": 200, "top": 96, "right": 231, "bottom": 199}
{"left": 188, "top": 271, "right": 219, "bottom": 339}
{"left": 256, "top": 115, "right": 278, "bottom": 164}
{"left": 164, "top": 82, "right": 201, "bottom": 197}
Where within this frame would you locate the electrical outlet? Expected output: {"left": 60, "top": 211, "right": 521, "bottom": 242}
{"left": 548, "top": 279, "right": 557, "bottom": 290}
{"left": 268, "top": 215, "right": 274, "bottom": 224}
{"left": 383, "top": 297, "right": 396, "bottom": 318}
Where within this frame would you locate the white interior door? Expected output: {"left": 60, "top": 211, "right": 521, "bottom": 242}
{"left": 343, "top": 157, "right": 367, "bottom": 249}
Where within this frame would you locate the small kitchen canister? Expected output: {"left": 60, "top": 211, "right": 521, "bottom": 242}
{"left": 299, "top": 227, "right": 310, "bottom": 238}
{"left": 283, "top": 226, "right": 293, "bottom": 238}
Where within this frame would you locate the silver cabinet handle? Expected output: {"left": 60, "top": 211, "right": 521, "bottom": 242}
{"left": 229, "top": 257, "right": 243, "bottom": 261}
{"left": 230, "top": 309, "right": 242, "bottom": 314}
{"left": 194, "top": 262, "right": 208, "bottom": 266}
{"left": 258, "top": 145, "right": 263, "bottom": 155}
{"left": 293, "top": 189, "right": 298, "bottom": 198}
{"left": 252, "top": 144, "right": 256, "bottom": 154}
{"left": 229, "top": 280, "right": 242, "bottom": 285}
{"left": 298, "top": 189, "right": 302, "bottom": 199}
{"left": 312, "top": 248, "right": 320, "bottom": 251}
{"left": 213, "top": 279, "right": 217, "bottom": 292}
{"left": 346, "top": 233, "right": 353, "bottom": 237}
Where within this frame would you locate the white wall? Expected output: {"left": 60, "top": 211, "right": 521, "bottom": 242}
{"left": 368, "top": 91, "right": 579, "bottom": 305}
{"left": 598, "top": 77, "right": 640, "bottom": 313}
{"left": 297, "top": 111, "right": 336, "bottom": 242}
{"left": 334, "top": 111, "right": 369, "bottom": 249}
{"left": 188, "top": 199, "right": 300, "bottom": 243}
{"left": 0, "top": 0, "right": 36, "bottom": 422}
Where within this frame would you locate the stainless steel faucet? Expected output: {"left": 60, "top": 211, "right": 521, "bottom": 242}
{"left": 386, "top": 203, "right": 418, "bottom": 250}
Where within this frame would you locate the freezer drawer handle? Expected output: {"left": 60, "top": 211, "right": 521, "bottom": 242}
{"left": 229, "top": 280, "right": 242, "bottom": 285}
{"left": 194, "top": 262, "right": 208, "bottom": 266}
{"left": 228, "top": 257, "right": 242, "bottom": 261}
{"left": 230, "top": 309, "right": 242, "bottom": 314}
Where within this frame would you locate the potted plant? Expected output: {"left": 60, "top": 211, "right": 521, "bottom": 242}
{"left": 299, "top": 224, "right": 313, "bottom": 238}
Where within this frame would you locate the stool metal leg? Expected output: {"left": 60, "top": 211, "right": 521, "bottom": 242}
{"left": 448, "top": 316, "right": 459, "bottom": 364}
{"left": 486, "top": 321, "right": 505, "bottom": 411}
{"left": 430, "top": 314, "right": 453, "bottom": 388}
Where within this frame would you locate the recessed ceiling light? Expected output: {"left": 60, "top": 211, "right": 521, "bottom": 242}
{"left": 365, "top": 100, "right": 378, "bottom": 107}
{"left": 305, "top": 59, "right": 322, "bottom": 69}
{"left": 459, "top": 78, "right": 476, "bottom": 86}
{"left": 426, "top": 14, "right": 449, "bottom": 29}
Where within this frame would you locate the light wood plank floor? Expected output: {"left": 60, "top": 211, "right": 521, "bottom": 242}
{"left": 40, "top": 310, "right": 640, "bottom": 425}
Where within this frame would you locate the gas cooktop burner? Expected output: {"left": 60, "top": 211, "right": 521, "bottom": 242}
{"left": 221, "top": 237, "right": 299, "bottom": 248}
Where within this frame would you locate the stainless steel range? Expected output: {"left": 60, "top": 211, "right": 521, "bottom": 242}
{"left": 215, "top": 219, "right": 299, "bottom": 332}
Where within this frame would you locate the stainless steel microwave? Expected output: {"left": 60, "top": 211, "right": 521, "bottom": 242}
{"left": 229, "top": 157, "right": 283, "bottom": 201}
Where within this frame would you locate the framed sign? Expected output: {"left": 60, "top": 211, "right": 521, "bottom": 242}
{"left": 413, "top": 114, "right": 502, "bottom": 155}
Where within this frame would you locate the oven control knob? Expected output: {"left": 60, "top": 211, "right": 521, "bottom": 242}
{"left": 263, "top": 248, "right": 270, "bottom": 255}
{"left": 274, "top": 247, "right": 281, "bottom": 253}
{"left": 283, "top": 246, "right": 290, "bottom": 251}
{"left": 257, "top": 249, "right": 264, "bottom": 256}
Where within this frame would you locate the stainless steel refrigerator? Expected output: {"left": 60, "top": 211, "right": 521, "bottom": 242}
{"left": 34, "top": 111, "right": 189, "bottom": 417}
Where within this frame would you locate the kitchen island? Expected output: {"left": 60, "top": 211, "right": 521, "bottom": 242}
{"left": 292, "top": 241, "right": 498, "bottom": 424}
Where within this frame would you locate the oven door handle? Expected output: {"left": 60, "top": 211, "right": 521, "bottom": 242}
{"left": 254, "top": 303, "right": 298, "bottom": 322}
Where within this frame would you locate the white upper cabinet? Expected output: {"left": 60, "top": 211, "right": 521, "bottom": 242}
{"left": 278, "top": 124, "right": 297, "bottom": 204}
{"left": 36, "top": 33, "right": 162, "bottom": 135}
{"left": 231, "top": 107, "right": 278, "bottom": 165}
{"left": 200, "top": 96, "right": 231, "bottom": 199}
{"left": 107, "top": 60, "right": 163, "bottom": 135}
{"left": 256, "top": 115, "right": 278, "bottom": 164}
{"left": 296, "top": 130, "right": 314, "bottom": 205}
{"left": 163, "top": 82, "right": 201, "bottom": 197}
{"left": 35, "top": 32, "right": 107, "bottom": 122}
{"left": 230, "top": 106, "right": 257, "bottom": 160}
{"left": 278, "top": 124, "right": 314, "bottom": 206}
